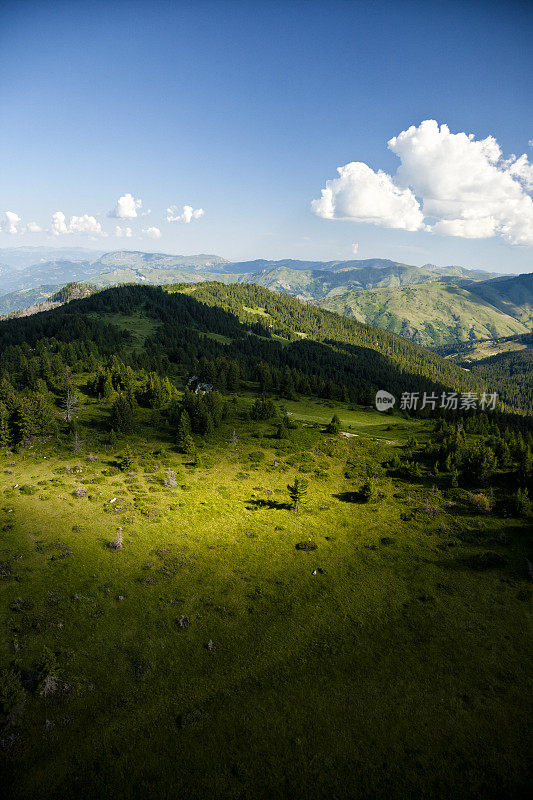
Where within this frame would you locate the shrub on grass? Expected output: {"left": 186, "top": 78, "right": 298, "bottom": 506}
{"left": 275, "top": 419, "right": 290, "bottom": 439}
{"left": 470, "top": 493, "right": 492, "bottom": 514}
{"left": 250, "top": 397, "right": 277, "bottom": 421}
{"left": 360, "top": 479, "right": 381, "bottom": 503}
{"left": 35, "top": 646, "right": 59, "bottom": 695}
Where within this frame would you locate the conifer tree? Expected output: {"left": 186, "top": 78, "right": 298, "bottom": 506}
{"left": 327, "top": 414, "right": 341, "bottom": 434}
{"left": 0, "top": 402, "right": 10, "bottom": 448}
{"left": 119, "top": 445, "right": 134, "bottom": 472}
{"left": 287, "top": 476, "right": 308, "bottom": 511}
{"left": 111, "top": 394, "right": 135, "bottom": 433}
{"left": 177, "top": 410, "right": 192, "bottom": 452}
{"left": 276, "top": 417, "right": 289, "bottom": 439}
{"left": 183, "top": 435, "right": 197, "bottom": 463}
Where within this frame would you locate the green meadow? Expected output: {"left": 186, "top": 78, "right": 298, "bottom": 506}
{"left": 1, "top": 391, "right": 531, "bottom": 800}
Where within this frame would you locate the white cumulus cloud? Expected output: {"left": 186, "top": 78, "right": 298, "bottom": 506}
{"left": 114, "top": 225, "right": 133, "bottom": 238}
{"left": 51, "top": 211, "right": 69, "bottom": 236}
{"left": 27, "top": 221, "right": 43, "bottom": 233}
{"left": 109, "top": 193, "right": 143, "bottom": 219}
{"left": 51, "top": 211, "right": 105, "bottom": 237}
{"left": 142, "top": 226, "right": 162, "bottom": 239}
{"left": 313, "top": 120, "right": 533, "bottom": 245}
{"left": 166, "top": 204, "right": 205, "bottom": 223}
{"left": 1, "top": 211, "right": 23, "bottom": 234}
{"left": 69, "top": 214, "right": 104, "bottom": 235}
{"left": 311, "top": 162, "right": 424, "bottom": 231}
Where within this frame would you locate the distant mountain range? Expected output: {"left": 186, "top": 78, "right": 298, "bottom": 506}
{"left": 0, "top": 247, "right": 530, "bottom": 347}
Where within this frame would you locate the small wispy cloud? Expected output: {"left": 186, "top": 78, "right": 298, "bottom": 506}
{"left": 114, "top": 225, "right": 133, "bottom": 238}
{"left": 166, "top": 204, "right": 204, "bottom": 223}
{"left": 142, "top": 226, "right": 162, "bottom": 239}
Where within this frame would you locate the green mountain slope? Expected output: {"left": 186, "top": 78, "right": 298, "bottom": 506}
{"left": 1, "top": 247, "right": 528, "bottom": 351}
{"left": 320, "top": 281, "right": 530, "bottom": 347}
{"left": 91, "top": 266, "right": 236, "bottom": 287}
{"left": 233, "top": 263, "right": 504, "bottom": 301}
{"left": 0, "top": 281, "right": 481, "bottom": 404}
{"left": 469, "top": 273, "right": 533, "bottom": 324}
{"left": 164, "top": 281, "right": 482, "bottom": 398}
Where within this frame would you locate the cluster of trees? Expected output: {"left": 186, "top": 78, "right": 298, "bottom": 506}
{"left": 427, "top": 417, "right": 532, "bottom": 486}
{"left": 0, "top": 283, "right": 530, "bottom": 455}
{"left": 0, "top": 388, "right": 57, "bottom": 446}
{"left": 174, "top": 389, "right": 229, "bottom": 438}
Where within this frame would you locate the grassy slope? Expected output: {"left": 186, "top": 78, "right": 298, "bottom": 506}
{"left": 0, "top": 286, "right": 59, "bottom": 316}
{"left": 91, "top": 267, "right": 236, "bottom": 287}
{"left": 446, "top": 339, "right": 530, "bottom": 362}
{"left": 321, "top": 283, "right": 529, "bottom": 346}
{"left": 470, "top": 274, "right": 533, "bottom": 325}
{"left": 1, "top": 388, "right": 531, "bottom": 800}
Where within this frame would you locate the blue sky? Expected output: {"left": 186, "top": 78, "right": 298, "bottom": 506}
{"left": 1, "top": 0, "right": 532, "bottom": 272}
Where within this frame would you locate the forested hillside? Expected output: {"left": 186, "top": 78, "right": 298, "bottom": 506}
{"left": 467, "top": 348, "right": 533, "bottom": 416}
{"left": 2, "top": 248, "right": 528, "bottom": 350}
{"left": 0, "top": 282, "right": 481, "bottom": 409}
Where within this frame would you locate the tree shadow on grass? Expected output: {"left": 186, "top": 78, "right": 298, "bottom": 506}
{"left": 333, "top": 491, "right": 365, "bottom": 503}
{"left": 247, "top": 498, "right": 292, "bottom": 511}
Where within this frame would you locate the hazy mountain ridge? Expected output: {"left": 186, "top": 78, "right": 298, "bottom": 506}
{"left": 0, "top": 282, "right": 96, "bottom": 320}
{"left": 0, "top": 284, "right": 61, "bottom": 315}
{"left": 0, "top": 248, "right": 528, "bottom": 348}
{"left": 0, "top": 248, "right": 504, "bottom": 294}
{"left": 96, "top": 250, "right": 229, "bottom": 270}
{"left": 0, "top": 250, "right": 230, "bottom": 293}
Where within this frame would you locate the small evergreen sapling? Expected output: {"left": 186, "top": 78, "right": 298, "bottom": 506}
{"left": 177, "top": 410, "right": 192, "bottom": 452}
{"left": 287, "top": 476, "right": 308, "bottom": 511}
{"left": 327, "top": 414, "right": 341, "bottom": 434}
{"left": 119, "top": 446, "right": 134, "bottom": 472}
{"left": 183, "top": 434, "right": 197, "bottom": 462}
